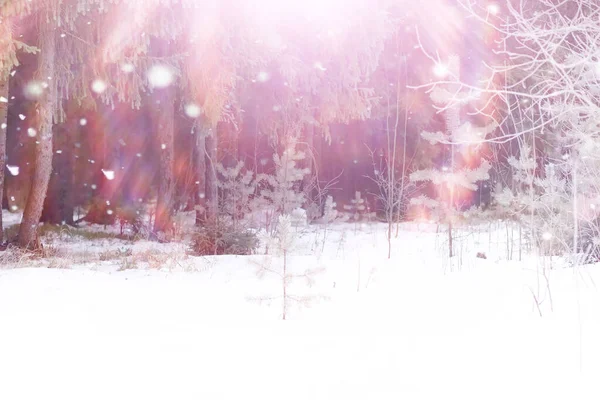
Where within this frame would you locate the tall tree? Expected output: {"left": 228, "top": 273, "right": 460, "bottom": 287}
{"left": 152, "top": 85, "right": 176, "bottom": 236}
{"left": 18, "top": 16, "right": 57, "bottom": 248}
{"left": 0, "top": 69, "right": 7, "bottom": 243}
{"left": 41, "top": 122, "right": 75, "bottom": 225}
{"left": 1, "top": 8, "right": 37, "bottom": 242}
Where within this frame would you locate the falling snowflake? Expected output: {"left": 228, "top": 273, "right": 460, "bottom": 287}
{"left": 91, "top": 184, "right": 97, "bottom": 190}
{"left": 121, "top": 63, "right": 135, "bottom": 73}
{"left": 19, "top": 114, "right": 26, "bottom": 121}
{"left": 6, "top": 165, "right": 19, "bottom": 176}
{"left": 101, "top": 169, "right": 115, "bottom": 180}
{"left": 487, "top": 3, "right": 499, "bottom": 15}
{"left": 542, "top": 232, "right": 552, "bottom": 241}
{"left": 147, "top": 65, "right": 174, "bottom": 88}
{"left": 79, "top": 118, "right": 87, "bottom": 126}
{"left": 27, "top": 127, "right": 36, "bottom": 137}
{"left": 56, "top": 150, "right": 62, "bottom": 154}
{"left": 91, "top": 79, "right": 107, "bottom": 94}
{"left": 10, "top": 205, "right": 18, "bottom": 211}
{"left": 136, "top": 153, "right": 142, "bottom": 158}
{"left": 10, "top": 196, "right": 15, "bottom": 201}
{"left": 256, "top": 71, "right": 270, "bottom": 83}
{"left": 184, "top": 103, "right": 202, "bottom": 118}
{"left": 0, "top": 96, "right": 7, "bottom": 103}
{"left": 161, "top": 144, "right": 167, "bottom": 150}
{"left": 433, "top": 63, "right": 449, "bottom": 78}
{"left": 107, "top": 209, "right": 114, "bottom": 215}
{"left": 10, "top": 70, "right": 16, "bottom": 77}
{"left": 314, "top": 62, "right": 327, "bottom": 71}
{"left": 23, "top": 82, "right": 44, "bottom": 100}
{"left": 1, "top": 123, "right": 6, "bottom": 129}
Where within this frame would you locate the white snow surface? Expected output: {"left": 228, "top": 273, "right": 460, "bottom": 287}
{"left": 1, "top": 211, "right": 600, "bottom": 399}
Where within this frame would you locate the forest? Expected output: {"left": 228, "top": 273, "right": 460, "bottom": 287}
{"left": 0, "top": 0, "right": 594, "bottom": 262}
{"left": 2, "top": 1, "right": 600, "bottom": 398}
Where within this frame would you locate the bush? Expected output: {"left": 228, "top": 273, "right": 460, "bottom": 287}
{"left": 116, "top": 205, "right": 147, "bottom": 236}
{"left": 192, "top": 221, "right": 259, "bottom": 256}
{"left": 81, "top": 198, "right": 117, "bottom": 226}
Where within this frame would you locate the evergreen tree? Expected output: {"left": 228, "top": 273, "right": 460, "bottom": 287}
{"left": 257, "top": 139, "right": 310, "bottom": 224}
{"left": 409, "top": 55, "right": 494, "bottom": 257}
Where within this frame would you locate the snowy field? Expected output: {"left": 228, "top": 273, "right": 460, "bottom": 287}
{"left": 1, "top": 211, "right": 600, "bottom": 399}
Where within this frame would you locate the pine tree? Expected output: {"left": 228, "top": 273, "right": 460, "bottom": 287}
{"left": 410, "top": 55, "right": 494, "bottom": 257}
{"left": 321, "top": 195, "right": 338, "bottom": 224}
{"left": 257, "top": 139, "right": 310, "bottom": 224}
{"left": 216, "top": 160, "right": 255, "bottom": 228}
{"left": 343, "top": 191, "right": 367, "bottom": 221}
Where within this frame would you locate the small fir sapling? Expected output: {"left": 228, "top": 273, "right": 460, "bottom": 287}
{"left": 255, "top": 140, "right": 310, "bottom": 231}
{"left": 343, "top": 191, "right": 366, "bottom": 221}
{"left": 254, "top": 214, "right": 325, "bottom": 320}
{"left": 216, "top": 160, "right": 255, "bottom": 227}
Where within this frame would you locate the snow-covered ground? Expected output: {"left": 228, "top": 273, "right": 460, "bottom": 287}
{"left": 1, "top": 211, "right": 600, "bottom": 399}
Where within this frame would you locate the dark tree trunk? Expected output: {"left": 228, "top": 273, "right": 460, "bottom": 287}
{"left": 194, "top": 122, "right": 208, "bottom": 225}
{"left": 204, "top": 124, "right": 218, "bottom": 222}
{"left": 18, "top": 22, "right": 56, "bottom": 248}
{"left": 41, "top": 123, "right": 74, "bottom": 225}
{"left": 303, "top": 123, "right": 315, "bottom": 192}
{"left": 0, "top": 78, "right": 7, "bottom": 242}
{"left": 153, "top": 88, "right": 176, "bottom": 237}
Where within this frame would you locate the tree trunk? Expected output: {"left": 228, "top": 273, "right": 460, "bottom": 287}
{"left": 0, "top": 78, "right": 7, "bottom": 243}
{"left": 18, "top": 22, "right": 56, "bottom": 248}
{"left": 194, "top": 122, "right": 208, "bottom": 225}
{"left": 153, "top": 88, "right": 176, "bottom": 237}
{"left": 205, "top": 124, "right": 218, "bottom": 221}
{"left": 303, "top": 123, "right": 315, "bottom": 193}
{"left": 41, "top": 123, "right": 74, "bottom": 225}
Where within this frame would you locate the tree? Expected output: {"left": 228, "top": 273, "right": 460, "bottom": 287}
{"left": 41, "top": 122, "right": 75, "bottom": 225}
{"left": 256, "top": 139, "right": 310, "bottom": 228}
{"left": 151, "top": 70, "right": 177, "bottom": 238}
{"left": 453, "top": 0, "right": 600, "bottom": 261}
{"left": 410, "top": 55, "right": 495, "bottom": 258}
{"left": 0, "top": 7, "right": 37, "bottom": 242}
{"left": 18, "top": 15, "right": 57, "bottom": 248}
